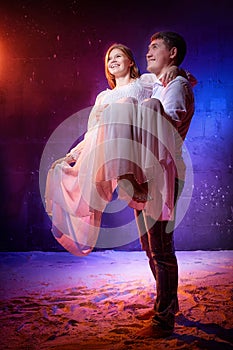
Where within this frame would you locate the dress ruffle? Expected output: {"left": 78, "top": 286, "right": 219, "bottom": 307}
{"left": 45, "top": 79, "right": 176, "bottom": 256}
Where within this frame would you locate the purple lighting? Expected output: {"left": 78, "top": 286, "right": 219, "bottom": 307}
{"left": 0, "top": 0, "right": 232, "bottom": 251}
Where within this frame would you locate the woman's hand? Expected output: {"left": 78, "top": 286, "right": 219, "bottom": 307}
{"left": 160, "top": 66, "right": 180, "bottom": 87}
{"left": 50, "top": 157, "right": 66, "bottom": 169}
{"left": 50, "top": 153, "right": 75, "bottom": 169}
{"left": 160, "top": 66, "right": 198, "bottom": 88}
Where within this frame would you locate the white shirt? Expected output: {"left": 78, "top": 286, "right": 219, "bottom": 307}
{"left": 142, "top": 73, "right": 195, "bottom": 180}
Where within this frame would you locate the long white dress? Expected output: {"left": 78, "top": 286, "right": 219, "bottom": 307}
{"left": 45, "top": 75, "right": 176, "bottom": 256}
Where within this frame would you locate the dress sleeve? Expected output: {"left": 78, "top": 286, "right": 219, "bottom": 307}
{"left": 140, "top": 73, "right": 157, "bottom": 85}
{"left": 69, "top": 90, "right": 109, "bottom": 159}
{"left": 179, "top": 68, "right": 198, "bottom": 87}
{"left": 139, "top": 73, "right": 156, "bottom": 98}
{"left": 86, "top": 90, "right": 109, "bottom": 130}
{"left": 184, "top": 70, "right": 198, "bottom": 87}
{"left": 94, "top": 90, "right": 109, "bottom": 105}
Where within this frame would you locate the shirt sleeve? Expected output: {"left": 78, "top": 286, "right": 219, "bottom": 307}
{"left": 160, "top": 77, "right": 193, "bottom": 122}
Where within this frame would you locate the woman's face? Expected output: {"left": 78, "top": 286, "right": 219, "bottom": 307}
{"left": 107, "top": 48, "right": 132, "bottom": 78}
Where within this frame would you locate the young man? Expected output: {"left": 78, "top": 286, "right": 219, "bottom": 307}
{"left": 135, "top": 31, "right": 195, "bottom": 338}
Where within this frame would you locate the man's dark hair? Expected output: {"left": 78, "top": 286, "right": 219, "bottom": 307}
{"left": 151, "top": 31, "right": 187, "bottom": 66}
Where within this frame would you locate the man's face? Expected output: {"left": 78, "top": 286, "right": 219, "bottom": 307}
{"left": 146, "top": 39, "right": 173, "bottom": 77}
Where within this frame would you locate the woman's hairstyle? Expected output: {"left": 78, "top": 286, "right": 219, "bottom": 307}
{"left": 105, "top": 43, "right": 140, "bottom": 89}
{"left": 151, "top": 31, "right": 187, "bottom": 66}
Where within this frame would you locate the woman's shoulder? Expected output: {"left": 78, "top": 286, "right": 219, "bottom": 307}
{"left": 94, "top": 88, "right": 110, "bottom": 105}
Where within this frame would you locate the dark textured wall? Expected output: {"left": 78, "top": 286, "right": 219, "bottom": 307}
{"left": 0, "top": 0, "right": 232, "bottom": 251}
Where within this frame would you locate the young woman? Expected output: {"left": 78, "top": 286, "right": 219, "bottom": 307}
{"left": 45, "top": 43, "right": 194, "bottom": 256}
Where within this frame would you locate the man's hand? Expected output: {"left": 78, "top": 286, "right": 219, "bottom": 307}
{"left": 95, "top": 104, "right": 109, "bottom": 120}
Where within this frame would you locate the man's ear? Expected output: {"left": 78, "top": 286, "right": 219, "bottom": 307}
{"left": 169, "top": 47, "right": 177, "bottom": 60}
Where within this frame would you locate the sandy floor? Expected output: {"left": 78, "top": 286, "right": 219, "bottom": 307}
{"left": 0, "top": 250, "right": 233, "bottom": 349}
